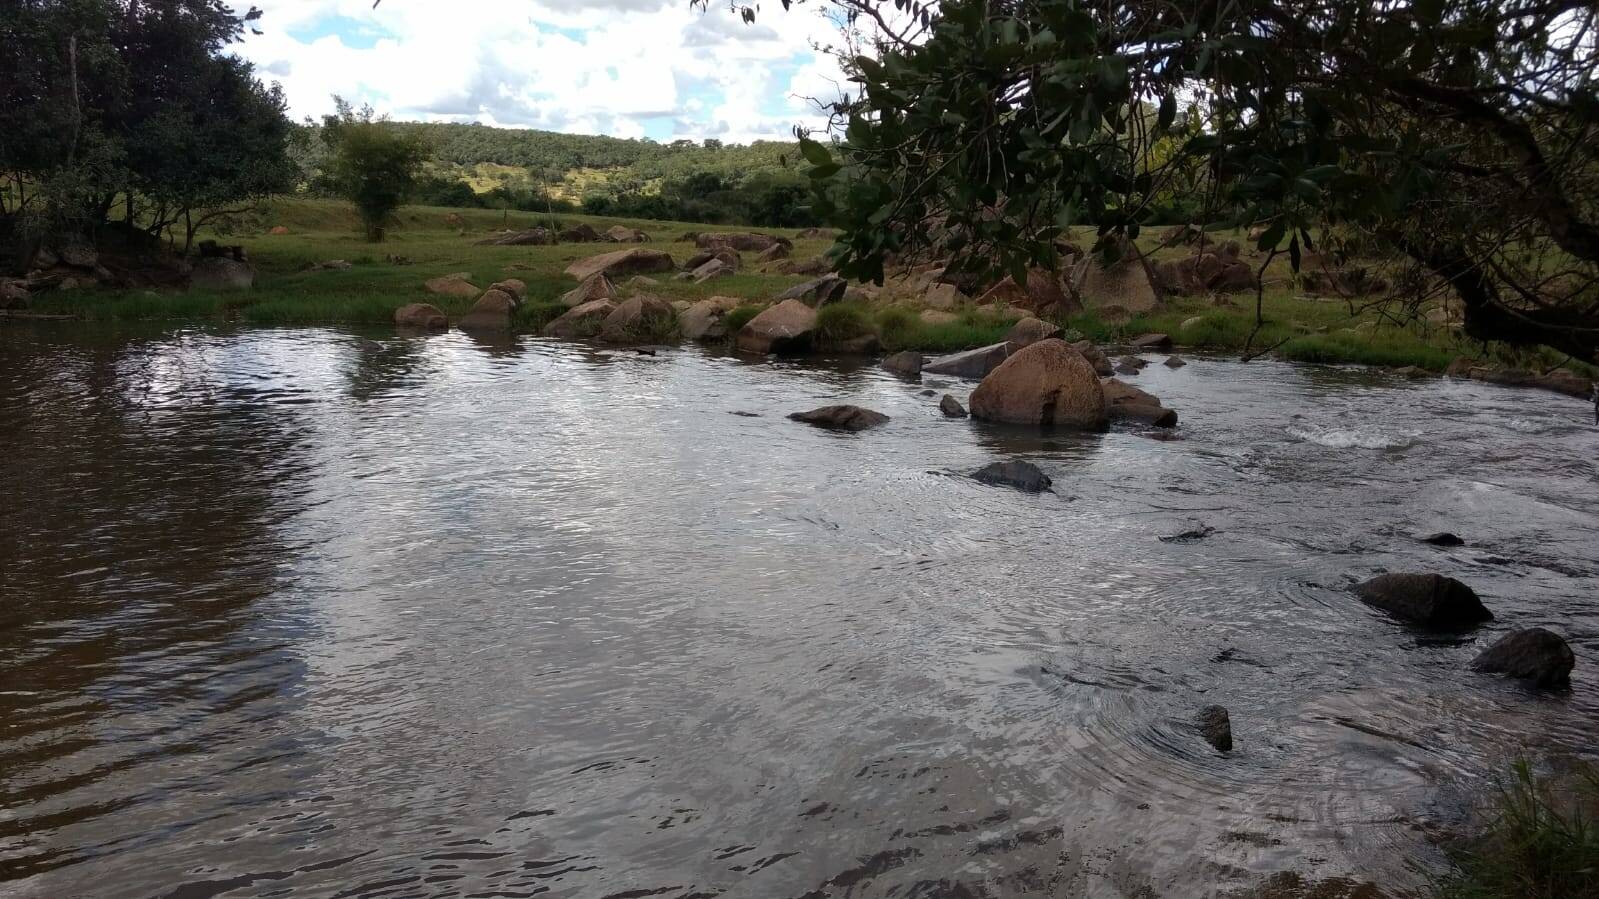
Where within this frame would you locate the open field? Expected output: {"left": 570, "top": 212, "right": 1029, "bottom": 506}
{"left": 19, "top": 197, "right": 1587, "bottom": 375}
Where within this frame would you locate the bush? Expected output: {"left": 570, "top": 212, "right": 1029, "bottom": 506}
{"left": 722, "top": 303, "right": 764, "bottom": 336}
{"left": 874, "top": 306, "right": 919, "bottom": 348}
{"left": 816, "top": 301, "right": 873, "bottom": 342}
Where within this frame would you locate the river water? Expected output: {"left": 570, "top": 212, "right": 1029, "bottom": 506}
{"left": 2, "top": 324, "right": 1596, "bottom": 899}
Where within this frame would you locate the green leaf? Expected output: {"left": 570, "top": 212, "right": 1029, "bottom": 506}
{"left": 1288, "top": 233, "right": 1301, "bottom": 271}
{"left": 1257, "top": 220, "right": 1286, "bottom": 251}
{"left": 808, "top": 162, "right": 842, "bottom": 179}
{"left": 799, "top": 137, "right": 832, "bottom": 167}
{"left": 1157, "top": 93, "right": 1176, "bottom": 132}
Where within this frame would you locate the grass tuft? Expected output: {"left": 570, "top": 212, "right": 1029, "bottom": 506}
{"left": 1434, "top": 760, "right": 1599, "bottom": 899}
{"left": 815, "top": 301, "right": 873, "bottom": 342}
{"left": 722, "top": 303, "right": 764, "bottom": 336}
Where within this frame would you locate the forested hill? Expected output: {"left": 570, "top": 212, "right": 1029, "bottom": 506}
{"left": 385, "top": 121, "right": 799, "bottom": 181}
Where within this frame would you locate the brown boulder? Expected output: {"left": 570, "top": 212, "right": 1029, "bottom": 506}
{"left": 680, "top": 296, "right": 742, "bottom": 340}
{"left": 564, "top": 248, "right": 675, "bottom": 282}
{"left": 1072, "top": 340, "right": 1113, "bottom": 376}
{"left": 559, "top": 223, "right": 601, "bottom": 243}
{"left": 736, "top": 299, "right": 818, "bottom": 354}
{"left": 766, "top": 257, "right": 829, "bottom": 276}
{"left": 458, "top": 288, "right": 519, "bottom": 331}
{"left": 776, "top": 275, "right": 847, "bottom": 307}
{"left": 606, "top": 225, "right": 648, "bottom": 243}
{"left": 543, "top": 299, "right": 617, "bottom": 339}
{"left": 269, "top": 225, "right": 290, "bottom": 235}
{"left": 882, "top": 350, "right": 924, "bottom": 378}
{"left": 755, "top": 243, "right": 791, "bottom": 263}
{"left": 476, "top": 228, "right": 553, "bottom": 246}
{"left": 559, "top": 273, "right": 615, "bottom": 308}
{"left": 922, "top": 343, "right": 1011, "bottom": 379}
{"left": 490, "top": 278, "right": 526, "bottom": 300}
{"left": 1352, "top": 573, "right": 1493, "bottom": 630}
{"left": 978, "top": 269, "right": 1081, "bottom": 316}
{"left": 600, "top": 294, "right": 676, "bottom": 343}
{"left": 1471, "top": 628, "right": 1575, "bottom": 688}
{"left": 968, "top": 339, "right": 1108, "bottom": 429}
{"left": 1072, "top": 237, "right": 1165, "bottom": 313}
{"left": 1101, "top": 378, "right": 1161, "bottom": 408}
{"left": 394, "top": 302, "right": 447, "bottom": 329}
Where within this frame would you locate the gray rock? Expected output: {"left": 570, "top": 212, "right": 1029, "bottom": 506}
{"left": 881, "top": 350, "right": 924, "bottom": 378}
{"left": 970, "top": 461, "right": 1052, "bottom": 493}
{"left": 1352, "top": 573, "right": 1493, "bottom": 630}
{"left": 940, "top": 394, "right": 967, "bottom": 418}
{"left": 775, "top": 274, "right": 847, "bottom": 307}
{"left": 1163, "top": 355, "right": 1186, "bottom": 368}
{"left": 1195, "top": 705, "right": 1232, "bottom": 751}
{"left": 1471, "top": 628, "right": 1575, "bottom": 688}
{"left": 922, "top": 342, "right": 1011, "bottom": 379}
{"left": 1132, "top": 332, "right": 1173, "bottom": 349}
{"left": 787, "top": 404, "right": 889, "bottom": 431}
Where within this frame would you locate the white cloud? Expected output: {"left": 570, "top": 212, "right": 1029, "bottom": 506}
{"left": 229, "top": 0, "right": 858, "bottom": 144}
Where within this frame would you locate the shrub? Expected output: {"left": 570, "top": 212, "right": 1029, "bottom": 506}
{"left": 1434, "top": 760, "right": 1599, "bottom": 899}
{"left": 722, "top": 303, "right": 764, "bottom": 336}
{"left": 815, "top": 301, "right": 873, "bottom": 342}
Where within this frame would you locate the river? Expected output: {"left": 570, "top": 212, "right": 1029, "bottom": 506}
{"left": 2, "top": 324, "right": 1596, "bottom": 898}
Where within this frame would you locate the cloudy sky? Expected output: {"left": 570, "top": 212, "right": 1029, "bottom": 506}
{"left": 227, "top": 0, "right": 855, "bottom": 144}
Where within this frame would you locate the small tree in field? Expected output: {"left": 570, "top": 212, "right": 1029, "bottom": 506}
{"left": 321, "top": 100, "right": 429, "bottom": 242}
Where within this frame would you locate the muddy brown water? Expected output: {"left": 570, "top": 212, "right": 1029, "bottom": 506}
{"left": 2, "top": 323, "right": 1596, "bottom": 899}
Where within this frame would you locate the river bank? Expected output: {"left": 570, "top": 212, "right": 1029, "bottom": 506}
{"left": 7, "top": 198, "right": 1593, "bottom": 390}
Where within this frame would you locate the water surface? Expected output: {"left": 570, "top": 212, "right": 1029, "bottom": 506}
{"left": 2, "top": 324, "right": 1596, "bottom": 898}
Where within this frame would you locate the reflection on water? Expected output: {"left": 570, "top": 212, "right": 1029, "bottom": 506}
{"left": 1, "top": 323, "right": 1596, "bottom": 898}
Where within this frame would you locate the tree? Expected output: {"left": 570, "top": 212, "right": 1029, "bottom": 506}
{"left": 746, "top": 0, "right": 1599, "bottom": 361}
{"left": 0, "top": 0, "right": 295, "bottom": 265}
{"left": 320, "top": 100, "right": 430, "bottom": 242}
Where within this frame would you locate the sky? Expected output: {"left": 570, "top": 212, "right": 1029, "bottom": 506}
{"left": 227, "top": 0, "right": 856, "bottom": 144}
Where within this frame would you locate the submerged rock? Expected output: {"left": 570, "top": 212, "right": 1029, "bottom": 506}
{"left": 1471, "top": 628, "right": 1575, "bottom": 688}
{"left": 1195, "top": 705, "right": 1233, "bottom": 752}
{"left": 1163, "top": 355, "right": 1186, "bottom": 369}
{"left": 939, "top": 394, "right": 968, "bottom": 418}
{"left": 1419, "top": 532, "right": 1465, "bottom": 547}
{"left": 1352, "top": 573, "right": 1493, "bottom": 630}
{"left": 542, "top": 299, "right": 616, "bottom": 339}
{"left": 971, "top": 460, "right": 1052, "bottom": 492}
{"left": 787, "top": 404, "right": 889, "bottom": 432}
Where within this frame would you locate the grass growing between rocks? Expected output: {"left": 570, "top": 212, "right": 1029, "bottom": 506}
{"left": 1433, "top": 760, "right": 1599, "bottom": 899}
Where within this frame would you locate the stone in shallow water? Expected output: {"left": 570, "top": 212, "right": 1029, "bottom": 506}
{"left": 1419, "top": 532, "right": 1465, "bottom": 546}
{"left": 1471, "top": 628, "right": 1575, "bottom": 688}
{"left": 787, "top": 405, "right": 889, "bottom": 432}
{"left": 1352, "top": 573, "right": 1492, "bottom": 630}
{"left": 970, "top": 460, "right": 1052, "bottom": 493}
{"left": 939, "top": 394, "right": 967, "bottom": 418}
{"left": 1195, "top": 705, "right": 1232, "bottom": 752}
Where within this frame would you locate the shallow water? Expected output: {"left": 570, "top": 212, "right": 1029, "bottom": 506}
{"left": 2, "top": 323, "right": 1596, "bottom": 899}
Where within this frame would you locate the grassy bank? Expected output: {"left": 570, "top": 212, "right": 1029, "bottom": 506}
{"left": 14, "top": 196, "right": 1576, "bottom": 373}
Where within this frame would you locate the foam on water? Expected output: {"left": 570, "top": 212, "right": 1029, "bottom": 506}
{"left": 1285, "top": 423, "right": 1419, "bottom": 450}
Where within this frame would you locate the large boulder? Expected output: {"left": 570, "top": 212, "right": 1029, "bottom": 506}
{"left": 971, "top": 460, "right": 1052, "bottom": 492}
{"left": 680, "top": 296, "right": 741, "bottom": 340}
{"left": 685, "top": 258, "right": 732, "bottom": 283}
{"left": 1471, "top": 628, "right": 1575, "bottom": 688}
{"left": 968, "top": 339, "right": 1108, "bottom": 429}
{"left": 767, "top": 257, "right": 829, "bottom": 276}
{"left": 755, "top": 243, "right": 791, "bottom": 263}
{"left": 1352, "top": 573, "right": 1493, "bottom": 629}
{"left": 542, "top": 299, "right": 617, "bottom": 339}
{"left": 1005, "top": 317, "right": 1064, "bottom": 351}
{"left": 1101, "top": 376, "right": 1177, "bottom": 426}
{"left": 776, "top": 274, "right": 847, "bottom": 307}
{"left": 599, "top": 294, "right": 676, "bottom": 343}
{"left": 490, "top": 278, "right": 526, "bottom": 300}
{"left": 559, "top": 273, "right": 615, "bottom": 308}
{"left": 736, "top": 299, "right": 817, "bottom": 354}
{"left": 425, "top": 272, "right": 480, "bottom": 298}
{"left": 190, "top": 257, "right": 255, "bottom": 291}
{"left": 564, "top": 248, "right": 674, "bottom": 282}
{"left": 788, "top": 404, "right": 889, "bottom": 431}
{"left": 394, "top": 302, "right": 447, "bottom": 329}
{"left": 923, "top": 343, "right": 1012, "bottom": 380}
{"left": 683, "top": 248, "right": 741, "bottom": 272}
{"left": 1071, "top": 237, "right": 1165, "bottom": 313}
{"left": 696, "top": 231, "right": 792, "bottom": 253}
{"left": 458, "top": 288, "right": 519, "bottom": 331}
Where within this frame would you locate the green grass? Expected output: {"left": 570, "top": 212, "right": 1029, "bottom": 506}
{"left": 1434, "top": 760, "right": 1599, "bottom": 899}
{"left": 722, "top": 303, "right": 763, "bottom": 336}
{"left": 20, "top": 195, "right": 1586, "bottom": 373}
